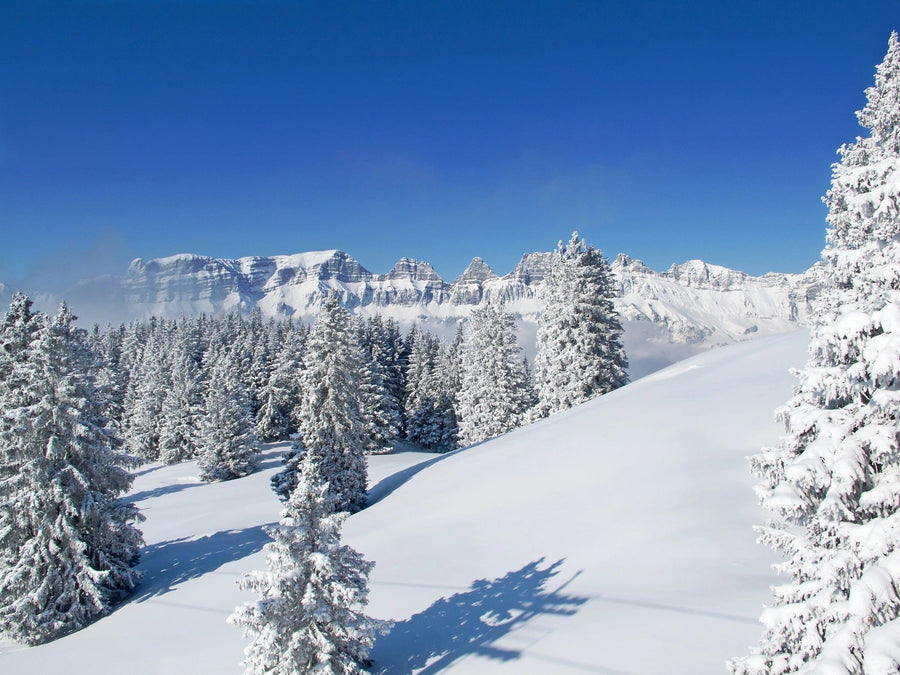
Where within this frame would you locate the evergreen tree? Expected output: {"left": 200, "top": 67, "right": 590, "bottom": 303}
{"left": 731, "top": 33, "right": 900, "bottom": 675}
{"left": 0, "top": 302, "right": 144, "bottom": 645}
{"left": 404, "top": 330, "right": 457, "bottom": 451}
{"left": 197, "top": 347, "right": 259, "bottom": 482}
{"left": 122, "top": 326, "right": 169, "bottom": 461}
{"left": 90, "top": 323, "right": 129, "bottom": 432}
{"left": 356, "top": 317, "right": 400, "bottom": 455}
{"left": 270, "top": 435, "right": 304, "bottom": 502}
{"left": 229, "top": 465, "right": 381, "bottom": 674}
{"left": 256, "top": 325, "right": 306, "bottom": 442}
{"left": 157, "top": 341, "right": 203, "bottom": 464}
{"left": 380, "top": 318, "right": 407, "bottom": 433}
{"left": 534, "top": 232, "right": 628, "bottom": 417}
{"left": 296, "top": 293, "right": 368, "bottom": 513}
{"left": 457, "top": 301, "right": 533, "bottom": 446}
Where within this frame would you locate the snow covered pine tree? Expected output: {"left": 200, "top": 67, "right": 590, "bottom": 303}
{"left": 197, "top": 345, "right": 260, "bottom": 482}
{"left": 295, "top": 292, "right": 368, "bottom": 513}
{"left": 534, "top": 231, "right": 628, "bottom": 417}
{"left": 229, "top": 465, "right": 382, "bottom": 674}
{"left": 457, "top": 300, "right": 533, "bottom": 446}
{"left": 0, "top": 300, "right": 144, "bottom": 645}
{"left": 730, "top": 32, "right": 900, "bottom": 674}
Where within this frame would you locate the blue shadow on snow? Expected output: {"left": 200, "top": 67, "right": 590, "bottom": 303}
{"left": 131, "top": 525, "right": 274, "bottom": 601}
{"left": 371, "top": 557, "right": 587, "bottom": 674}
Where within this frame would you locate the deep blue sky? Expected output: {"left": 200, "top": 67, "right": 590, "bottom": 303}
{"left": 1, "top": 1, "right": 897, "bottom": 289}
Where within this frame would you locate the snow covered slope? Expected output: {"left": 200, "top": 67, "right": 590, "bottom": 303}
{"left": 0, "top": 330, "right": 808, "bottom": 674}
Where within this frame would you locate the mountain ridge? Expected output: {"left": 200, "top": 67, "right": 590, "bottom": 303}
{"left": 122, "top": 248, "right": 820, "bottom": 345}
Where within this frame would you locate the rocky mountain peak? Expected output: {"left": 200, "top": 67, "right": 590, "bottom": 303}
{"left": 383, "top": 257, "right": 443, "bottom": 282}
{"left": 454, "top": 257, "right": 497, "bottom": 285}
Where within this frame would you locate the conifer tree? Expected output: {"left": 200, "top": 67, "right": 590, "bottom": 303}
{"left": 157, "top": 344, "right": 203, "bottom": 464}
{"left": 534, "top": 232, "right": 628, "bottom": 417}
{"left": 731, "top": 33, "right": 900, "bottom": 675}
{"left": 197, "top": 346, "right": 259, "bottom": 482}
{"left": 229, "top": 465, "right": 381, "bottom": 674}
{"left": 122, "top": 326, "right": 169, "bottom": 461}
{"left": 256, "top": 325, "right": 306, "bottom": 442}
{"left": 357, "top": 317, "right": 401, "bottom": 455}
{"left": 0, "top": 302, "right": 144, "bottom": 645}
{"left": 457, "top": 301, "right": 533, "bottom": 446}
{"left": 404, "top": 329, "right": 458, "bottom": 451}
{"left": 270, "top": 435, "right": 304, "bottom": 502}
{"left": 296, "top": 293, "right": 368, "bottom": 513}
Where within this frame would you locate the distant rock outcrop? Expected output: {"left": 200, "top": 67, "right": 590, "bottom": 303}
{"left": 120, "top": 248, "right": 819, "bottom": 349}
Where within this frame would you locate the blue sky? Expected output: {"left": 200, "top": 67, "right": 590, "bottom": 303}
{"left": 0, "top": 1, "right": 897, "bottom": 289}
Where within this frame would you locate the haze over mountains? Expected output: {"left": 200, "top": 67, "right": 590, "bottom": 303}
{"left": 1, "top": 248, "right": 820, "bottom": 378}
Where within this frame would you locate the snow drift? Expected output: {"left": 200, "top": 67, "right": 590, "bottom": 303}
{"left": 0, "top": 330, "right": 809, "bottom": 674}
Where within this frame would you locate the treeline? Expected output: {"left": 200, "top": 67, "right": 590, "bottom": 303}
{"left": 99, "top": 232, "right": 626, "bottom": 470}
{"left": 0, "top": 231, "right": 627, "bottom": 650}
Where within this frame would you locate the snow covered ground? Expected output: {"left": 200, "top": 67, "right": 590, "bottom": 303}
{"left": 0, "top": 330, "right": 809, "bottom": 674}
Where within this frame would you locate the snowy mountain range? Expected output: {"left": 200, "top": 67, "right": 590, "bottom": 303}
{"left": 123, "top": 249, "right": 820, "bottom": 344}
{"left": 0, "top": 249, "right": 819, "bottom": 379}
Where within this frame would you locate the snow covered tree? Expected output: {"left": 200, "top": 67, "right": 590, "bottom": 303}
{"left": 730, "top": 33, "right": 900, "bottom": 675}
{"left": 271, "top": 435, "right": 304, "bottom": 502}
{"left": 457, "top": 301, "right": 533, "bottom": 446}
{"left": 157, "top": 346, "right": 203, "bottom": 464}
{"left": 296, "top": 293, "right": 368, "bottom": 513}
{"left": 0, "top": 293, "right": 43, "bottom": 385}
{"left": 0, "top": 302, "right": 144, "bottom": 645}
{"left": 197, "top": 346, "right": 259, "bottom": 482}
{"left": 122, "top": 326, "right": 169, "bottom": 461}
{"left": 229, "top": 465, "right": 382, "bottom": 674}
{"left": 256, "top": 325, "right": 306, "bottom": 442}
{"left": 357, "top": 317, "right": 401, "bottom": 455}
{"left": 534, "top": 232, "right": 628, "bottom": 417}
{"left": 404, "top": 329, "right": 458, "bottom": 452}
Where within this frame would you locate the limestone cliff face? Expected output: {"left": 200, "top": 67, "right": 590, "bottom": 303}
{"left": 120, "top": 248, "right": 819, "bottom": 346}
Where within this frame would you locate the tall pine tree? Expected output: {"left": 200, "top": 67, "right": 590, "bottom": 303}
{"left": 230, "top": 464, "right": 381, "bottom": 674}
{"left": 534, "top": 232, "right": 628, "bottom": 417}
{"left": 731, "top": 33, "right": 900, "bottom": 674}
{"left": 197, "top": 346, "right": 260, "bottom": 482}
{"left": 0, "top": 302, "right": 144, "bottom": 645}
{"left": 457, "top": 301, "right": 533, "bottom": 446}
{"left": 295, "top": 293, "right": 368, "bottom": 513}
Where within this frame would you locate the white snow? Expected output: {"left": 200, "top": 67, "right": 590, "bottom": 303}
{"left": 0, "top": 330, "right": 809, "bottom": 674}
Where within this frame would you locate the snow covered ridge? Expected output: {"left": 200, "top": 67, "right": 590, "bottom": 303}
{"left": 123, "top": 249, "right": 820, "bottom": 345}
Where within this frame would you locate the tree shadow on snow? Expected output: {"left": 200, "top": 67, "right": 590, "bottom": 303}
{"left": 371, "top": 558, "right": 587, "bottom": 674}
{"left": 366, "top": 454, "right": 451, "bottom": 506}
{"left": 126, "top": 480, "right": 204, "bottom": 504}
{"left": 366, "top": 440, "right": 494, "bottom": 507}
{"left": 131, "top": 525, "right": 274, "bottom": 602}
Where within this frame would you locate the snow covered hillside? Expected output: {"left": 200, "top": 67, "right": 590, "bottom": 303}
{"left": 0, "top": 330, "right": 809, "bottom": 674}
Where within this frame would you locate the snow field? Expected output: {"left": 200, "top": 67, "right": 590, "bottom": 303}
{"left": 0, "top": 330, "right": 809, "bottom": 674}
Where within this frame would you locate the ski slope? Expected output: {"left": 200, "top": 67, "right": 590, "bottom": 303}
{"left": 0, "top": 330, "right": 809, "bottom": 674}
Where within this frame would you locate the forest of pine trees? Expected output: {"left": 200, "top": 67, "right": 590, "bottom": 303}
{"left": 0, "top": 233, "right": 628, "bottom": 652}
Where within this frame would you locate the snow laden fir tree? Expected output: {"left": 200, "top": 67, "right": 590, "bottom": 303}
{"left": 731, "top": 32, "right": 900, "bottom": 675}
{"left": 292, "top": 292, "right": 368, "bottom": 513}
{"left": 0, "top": 297, "right": 144, "bottom": 645}
{"left": 534, "top": 231, "right": 628, "bottom": 417}
{"left": 197, "top": 345, "right": 260, "bottom": 482}
{"left": 457, "top": 301, "right": 534, "bottom": 446}
{"left": 229, "top": 465, "right": 382, "bottom": 675}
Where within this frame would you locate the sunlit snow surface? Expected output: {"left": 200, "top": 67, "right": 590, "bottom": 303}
{"left": 0, "top": 331, "right": 809, "bottom": 674}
